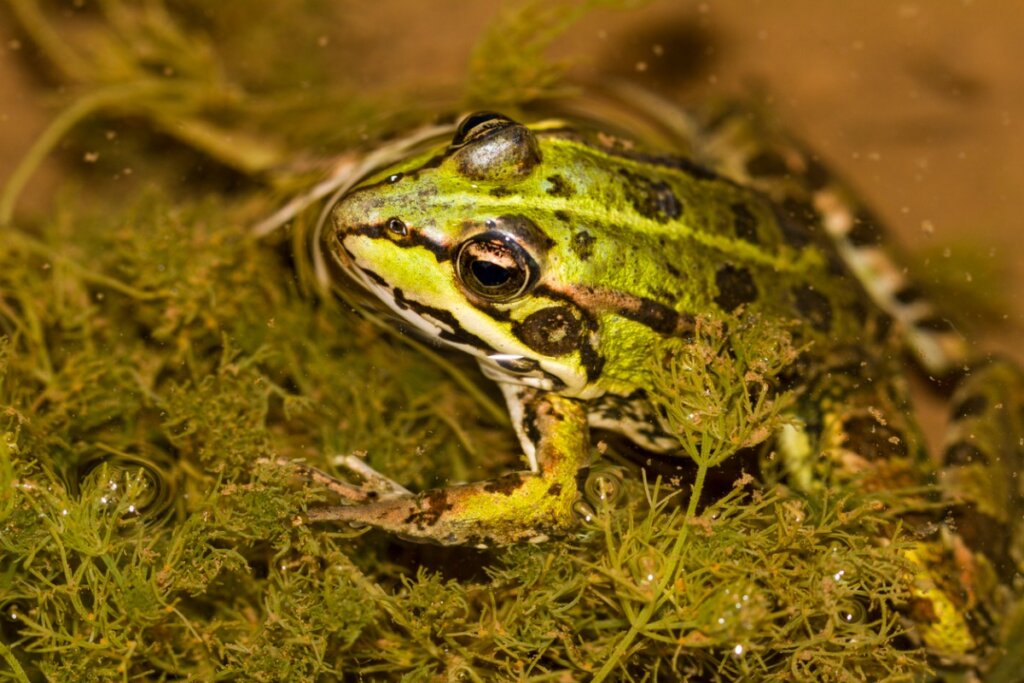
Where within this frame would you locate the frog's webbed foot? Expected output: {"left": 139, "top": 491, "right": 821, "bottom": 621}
{"left": 305, "top": 392, "right": 593, "bottom": 547}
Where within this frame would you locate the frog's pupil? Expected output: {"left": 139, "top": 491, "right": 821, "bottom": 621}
{"left": 472, "top": 260, "right": 512, "bottom": 287}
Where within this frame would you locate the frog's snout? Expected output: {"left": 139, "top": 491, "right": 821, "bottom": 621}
{"left": 330, "top": 193, "right": 362, "bottom": 239}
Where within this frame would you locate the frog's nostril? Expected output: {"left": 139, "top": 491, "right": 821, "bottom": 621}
{"left": 386, "top": 217, "right": 408, "bottom": 237}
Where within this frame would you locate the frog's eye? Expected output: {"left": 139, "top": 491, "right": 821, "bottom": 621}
{"left": 456, "top": 232, "right": 538, "bottom": 302}
{"left": 449, "top": 112, "right": 541, "bottom": 181}
{"left": 451, "top": 112, "right": 515, "bottom": 147}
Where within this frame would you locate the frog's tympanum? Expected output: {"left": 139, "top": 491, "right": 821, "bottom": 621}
{"left": 316, "top": 107, "right": 1024, "bottom": 670}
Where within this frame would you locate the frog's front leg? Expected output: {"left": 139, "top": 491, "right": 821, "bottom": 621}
{"left": 307, "top": 388, "right": 591, "bottom": 546}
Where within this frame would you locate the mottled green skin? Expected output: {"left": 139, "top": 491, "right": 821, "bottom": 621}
{"left": 331, "top": 121, "right": 882, "bottom": 423}
{"left": 319, "top": 112, "right": 1024, "bottom": 674}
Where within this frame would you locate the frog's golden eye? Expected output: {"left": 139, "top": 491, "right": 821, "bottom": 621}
{"left": 451, "top": 112, "right": 515, "bottom": 148}
{"left": 456, "top": 231, "right": 538, "bottom": 302}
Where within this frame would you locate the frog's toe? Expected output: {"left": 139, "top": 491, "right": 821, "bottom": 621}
{"left": 329, "top": 454, "right": 412, "bottom": 497}
{"left": 268, "top": 456, "right": 394, "bottom": 504}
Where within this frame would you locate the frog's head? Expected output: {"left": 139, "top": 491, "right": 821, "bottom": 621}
{"left": 329, "top": 112, "right": 599, "bottom": 395}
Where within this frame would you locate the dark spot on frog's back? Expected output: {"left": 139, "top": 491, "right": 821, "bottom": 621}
{"left": 802, "top": 155, "right": 831, "bottom": 191}
{"left": 951, "top": 394, "right": 988, "bottom": 421}
{"left": 841, "top": 415, "right": 909, "bottom": 461}
{"left": 571, "top": 231, "right": 596, "bottom": 261}
{"left": 618, "top": 168, "right": 682, "bottom": 223}
{"left": 483, "top": 472, "right": 525, "bottom": 496}
{"left": 792, "top": 284, "right": 833, "bottom": 332}
{"left": 546, "top": 174, "right": 575, "bottom": 198}
{"left": 731, "top": 202, "right": 760, "bottom": 244}
{"left": 774, "top": 198, "right": 819, "bottom": 248}
{"left": 944, "top": 441, "right": 988, "bottom": 466}
{"left": 513, "top": 305, "right": 583, "bottom": 356}
{"left": 893, "top": 285, "right": 924, "bottom": 305}
{"left": 714, "top": 265, "right": 758, "bottom": 312}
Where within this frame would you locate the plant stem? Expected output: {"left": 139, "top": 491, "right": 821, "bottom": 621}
{"left": 0, "top": 81, "right": 165, "bottom": 224}
{"left": 591, "top": 461, "right": 710, "bottom": 682}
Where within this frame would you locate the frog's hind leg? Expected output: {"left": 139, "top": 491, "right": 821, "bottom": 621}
{"left": 940, "top": 357, "right": 1024, "bottom": 579}
{"left": 776, "top": 346, "right": 928, "bottom": 496}
{"left": 917, "top": 357, "right": 1024, "bottom": 675}
{"left": 777, "top": 349, "right": 994, "bottom": 666}
{"left": 812, "top": 191, "right": 969, "bottom": 378}
{"left": 693, "top": 101, "right": 968, "bottom": 377}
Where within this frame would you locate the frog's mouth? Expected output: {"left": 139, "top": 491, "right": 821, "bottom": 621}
{"left": 325, "top": 227, "right": 490, "bottom": 351}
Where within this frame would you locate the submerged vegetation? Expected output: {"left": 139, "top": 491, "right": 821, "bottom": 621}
{"left": 0, "top": 204, "right": 927, "bottom": 679}
{"left": 0, "top": 1, "right": 1011, "bottom": 680}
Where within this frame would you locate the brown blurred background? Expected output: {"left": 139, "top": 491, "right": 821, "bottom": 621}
{"left": 2, "top": 0, "right": 1022, "bottom": 401}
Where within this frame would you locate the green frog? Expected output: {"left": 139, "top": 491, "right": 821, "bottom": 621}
{"left": 310, "top": 104, "right": 1024, "bottom": 670}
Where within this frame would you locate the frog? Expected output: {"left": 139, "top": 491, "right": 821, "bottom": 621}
{"left": 306, "top": 104, "right": 1024, "bottom": 671}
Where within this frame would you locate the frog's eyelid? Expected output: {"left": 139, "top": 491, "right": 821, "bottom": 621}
{"left": 451, "top": 111, "right": 515, "bottom": 147}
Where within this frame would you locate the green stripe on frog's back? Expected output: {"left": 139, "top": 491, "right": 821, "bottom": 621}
{"left": 387, "top": 124, "right": 831, "bottom": 273}
{"left": 448, "top": 133, "right": 865, "bottom": 328}
{"left": 332, "top": 112, "right": 885, "bottom": 403}
{"left": 690, "top": 102, "right": 968, "bottom": 375}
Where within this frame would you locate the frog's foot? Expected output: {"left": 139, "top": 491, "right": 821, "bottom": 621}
{"left": 328, "top": 454, "right": 412, "bottom": 498}
{"left": 307, "top": 472, "right": 582, "bottom": 546}
{"left": 262, "top": 456, "right": 408, "bottom": 504}
{"left": 306, "top": 392, "right": 593, "bottom": 546}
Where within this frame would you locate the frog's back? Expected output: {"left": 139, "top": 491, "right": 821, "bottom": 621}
{"left": 685, "top": 102, "right": 968, "bottom": 375}
{"left": 522, "top": 128, "right": 893, "bottom": 374}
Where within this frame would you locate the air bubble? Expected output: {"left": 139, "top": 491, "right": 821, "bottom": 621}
{"left": 72, "top": 449, "right": 176, "bottom": 526}
{"left": 835, "top": 599, "right": 867, "bottom": 625}
{"left": 636, "top": 552, "right": 660, "bottom": 585}
{"left": 0, "top": 599, "right": 29, "bottom": 640}
{"left": 572, "top": 500, "right": 596, "bottom": 524}
{"left": 583, "top": 466, "right": 624, "bottom": 507}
